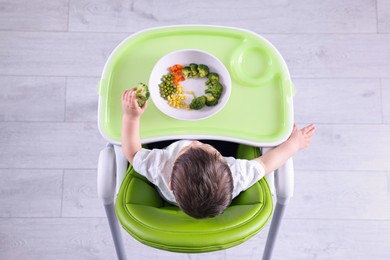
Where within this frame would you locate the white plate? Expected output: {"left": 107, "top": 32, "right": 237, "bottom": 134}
{"left": 149, "top": 49, "right": 231, "bottom": 121}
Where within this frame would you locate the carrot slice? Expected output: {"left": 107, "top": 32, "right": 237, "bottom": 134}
{"left": 170, "top": 64, "right": 185, "bottom": 86}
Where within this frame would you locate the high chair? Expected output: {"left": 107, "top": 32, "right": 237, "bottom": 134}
{"left": 97, "top": 25, "right": 295, "bottom": 260}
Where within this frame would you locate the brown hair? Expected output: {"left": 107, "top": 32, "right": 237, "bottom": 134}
{"left": 171, "top": 147, "right": 233, "bottom": 219}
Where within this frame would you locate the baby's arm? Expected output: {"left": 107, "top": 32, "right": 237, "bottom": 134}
{"left": 121, "top": 88, "right": 148, "bottom": 164}
{"left": 255, "top": 124, "right": 316, "bottom": 175}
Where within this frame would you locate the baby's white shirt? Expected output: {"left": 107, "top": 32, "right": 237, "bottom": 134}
{"left": 132, "top": 140, "right": 265, "bottom": 205}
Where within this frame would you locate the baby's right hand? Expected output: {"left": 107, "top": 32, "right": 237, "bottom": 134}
{"left": 288, "top": 123, "right": 316, "bottom": 151}
{"left": 121, "top": 88, "right": 148, "bottom": 119}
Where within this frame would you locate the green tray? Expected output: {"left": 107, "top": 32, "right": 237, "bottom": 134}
{"left": 98, "top": 25, "right": 294, "bottom": 146}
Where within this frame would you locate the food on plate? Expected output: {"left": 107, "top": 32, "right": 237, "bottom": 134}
{"left": 189, "top": 95, "right": 206, "bottom": 110}
{"left": 205, "top": 95, "right": 218, "bottom": 106}
{"left": 158, "top": 63, "right": 223, "bottom": 110}
{"left": 206, "top": 72, "right": 219, "bottom": 84}
{"left": 197, "top": 64, "right": 210, "bottom": 78}
{"left": 159, "top": 73, "right": 176, "bottom": 99}
{"left": 167, "top": 85, "right": 189, "bottom": 110}
{"left": 170, "top": 64, "right": 185, "bottom": 86}
{"left": 205, "top": 81, "right": 223, "bottom": 99}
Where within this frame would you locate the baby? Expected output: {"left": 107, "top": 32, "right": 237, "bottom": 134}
{"left": 121, "top": 88, "right": 316, "bottom": 219}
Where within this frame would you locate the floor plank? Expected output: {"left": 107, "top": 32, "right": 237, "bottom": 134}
{"left": 2, "top": 218, "right": 390, "bottom": 259}
{"left": 66, "top": 77, "right": 100, "bottom": 122}
{"left": 2, "top": 32, "right": 389, "bottom": 79}
{"left": 285, "top": 170, "right": 390, "bottom": 220}
{"left": 293, "top": 124, "right": 390, "bottom": 171}
{"left": 0, "top": 218, "right": 126, "bottom": 260}
{"left": 1, "top": 0, "right": 389, "bottom": 259}
{"left": 382, "top": 79, "right": 390, "bottom": 124}
{"left": 0, "top": 169, "right": 63, "bottom": 217}
{"left": 266, "top": 34, "right": 390, "bottom": 78}
{"left": 0, "top": 218, "right": 227, "bottom": 260}
{"left": 378, "top": 0, "right": 390, "bottom": 33}
{"left": 227, "top": 219, "right": 390, "bottom": 260}
{"left": 0, "top": 0, "right": 69, "bottom": 31}
{"left": 0, "top": 122, "right": 106, "bottom": 169}
{"left": 0, "top": 76, "right": 66, "bottom": 122}
{"left": 0, "top": 32, "right": 127, "bottom": 77}
{"left": 69, "top": 0, "right": 377, "bottom": 34}
{"left": 62, "top": 169, "right": 105, "bottom": 217}
{"left": 293, "top": 78, "right": 382, "bottom": 124}
{"left": 277, "top": 219, "right": 390, "bottom": 260}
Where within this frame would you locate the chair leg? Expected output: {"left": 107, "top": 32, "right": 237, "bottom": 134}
{"left": 104, "top": 203, "right": 127, "bottom": 260}
{"left": 262, "top": 202, "right": 287, "bottom": 260}
{"left": 265, "top": 172, "right": 276, "bottom": 204}
{"left": 114, "top": 145, "right": 129, "bottom": 196}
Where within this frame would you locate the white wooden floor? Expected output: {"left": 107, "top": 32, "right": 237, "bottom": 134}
{"left": 1, "top": 0, "right": 390, "bottom": 259}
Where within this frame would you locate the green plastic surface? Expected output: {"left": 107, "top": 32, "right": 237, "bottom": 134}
{"left": 115, "top": 144, "right": 273, "bottom": 253}
{"left": 99, "top": 26, "right": 293, "bottom": 144}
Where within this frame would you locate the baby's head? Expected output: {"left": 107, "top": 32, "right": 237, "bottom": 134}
{"left": 171, "top": 141, "right": 233, "bottom": 219}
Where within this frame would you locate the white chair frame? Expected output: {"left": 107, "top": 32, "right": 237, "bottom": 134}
{"left": 97, "top": 143, "right": 294, "bottom": 260}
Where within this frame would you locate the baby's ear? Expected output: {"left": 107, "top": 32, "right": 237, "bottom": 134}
{"left": 168, "top": 181, "right": 173, "bottom": 190}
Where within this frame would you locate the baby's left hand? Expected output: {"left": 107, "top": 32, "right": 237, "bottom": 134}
{"left": 288, "top": 123, "right": 316, "bottom": 151}
{"left": 121, "top": 88, "right": 148, "bottom": 119}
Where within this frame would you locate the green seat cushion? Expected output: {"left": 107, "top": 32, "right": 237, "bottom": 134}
{"left": 115, "top": 144, "right": 273, "bottom": 253}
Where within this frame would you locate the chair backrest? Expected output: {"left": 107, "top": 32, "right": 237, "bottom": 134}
{"left": 115, "top": 143, "right": 273, "bottom": 253}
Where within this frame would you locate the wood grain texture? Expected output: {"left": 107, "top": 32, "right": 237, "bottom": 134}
{"left": 0, "top": 169, "right": 63, "bottom": 217}
{"left": 286, "top": 170, "right": 390, "bottom": 220}
{"left": 0, "top": 76, "right": 66, "bottom": 122}
{"left": 62, "top": 169, "right": 105, "bottom": 217}
{"left": 382, "top": 79, "right": 390, "bottom": 124}
{"left": 0, "top": 122, "right": 106, "bottom": 169}
{"left": 0, "top": 218, "right": 226, "bottom": 260}
{"left": 0, "top": 32, "right": 127, "bottom": 77}
{"left": 66, "top": 77, "right": 100, "bottom": 122}
{"left": 271, "top": 219, "right": 390, "bottom": 260}
{"left": 69, "top": 0, "right": 377, "bottom": 33}
{"left": 0, "top": 0, "right": 389, "bottom": 259}
{"left": 0, "top": 218, "right": 127, "bottom": 260}
{"left": 226, "top": 219, "right": 390, "bottom": 260}
{"left": 2, "top": 32, "right": 390, "bottom": 79}
{"left": 293, "top": 78, "right": 382, "bottom": 124}
{"left": 0, "top": 0, "right": 69, "bottom": 31}
{"left": 293, "top": 124, "right": 390, "bottom": 171}
{"left": 224, "top": 227, "right": 268, "bottom": 260}
{"left": 266, "top": 34, "right": 390, "bottom": 78}
{"left": 378, "top": 0, "right": 390, "bottom": 33}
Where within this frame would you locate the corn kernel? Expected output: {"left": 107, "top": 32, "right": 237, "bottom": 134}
{"left": 166, "top": 84, "right": 192, "bottom": 110}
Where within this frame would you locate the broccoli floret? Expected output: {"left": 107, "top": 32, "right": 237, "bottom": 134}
{"left": 182, "top": 66, "right": 192, "bottom": 78}
{"left": 189, "top": 95, "right": 206, "bottom": 110}
{"left": 135, "top": 82, "right": 150, "bottom": 107}
{"left": 190, "top": 63, "right": 199, "bottom": 78}
{"left": 205, "top": 95, "right": 218, "bottom": 106}
{"left": 207, "top": 72, "right": 219, "bottom": 82}
{"left": 205, "top": 81, "right": 223, "bottom": 99}
{"left": 197, "top": 64, "right": 209, "bottom": 78}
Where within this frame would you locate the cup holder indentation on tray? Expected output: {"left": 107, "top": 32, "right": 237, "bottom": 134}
{"left": 230, "top": 45, "right": 274, "bottom": 87}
